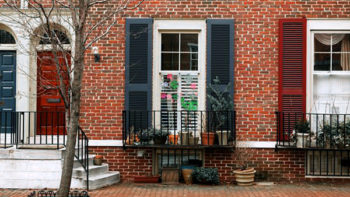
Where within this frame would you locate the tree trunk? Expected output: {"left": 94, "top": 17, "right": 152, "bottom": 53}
{"left": 57, "top": 30, "right": 85, "bottom": 197}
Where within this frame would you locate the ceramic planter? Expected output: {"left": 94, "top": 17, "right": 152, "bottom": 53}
{"left": 182, "top": 169, "right": 193, "bottom": 184}
{"left": 216, "top": 130, "right": 228, "bottom": 145}
{"left": 154, "top": 136, "right": 167, "bottom": 145}
{"left": 233, "top": 168, "right": 256, "bottom": 186}
{"left": 93, "top": 156, "right": 103, "bottom": 165}
{"left": 179, "top": 132, "right": 189, "bottom": 145}
{"left": 201, "top": 132, "right": 215, "bottom": 145}
{"left": 296, "top": 133, "right": 309, "bottom": 148}
{"left": 189, "top": 136, "right": 199, "bottom": 145}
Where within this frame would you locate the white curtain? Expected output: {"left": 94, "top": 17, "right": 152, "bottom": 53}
{"left": 315, "top": 34, "right": 350, "bottom": 71}
{"left": 315, "top": 34, "right": 345, "bottom": 45}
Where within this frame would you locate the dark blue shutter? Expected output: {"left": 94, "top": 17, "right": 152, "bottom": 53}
{"left": 206, "top": 19, "right": 234, "bottom": 110}
{"left": 125, "top": 18, "right": 153, "bottom": 131}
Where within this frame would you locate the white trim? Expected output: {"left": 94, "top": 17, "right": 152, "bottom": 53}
{"left": 89, "top": 140, "right": 123, "bottom": 147}
{"left": 307, "top": 20, "right": 350, "bottom": 112}
{"left": 236, "top": 141, "right": 276, "bottom": 148}
{"left": 305, "top": 176, "right": 350, "bottom": 179}
{"left": 87, "top": 140, "right": 276, "bottom": 148}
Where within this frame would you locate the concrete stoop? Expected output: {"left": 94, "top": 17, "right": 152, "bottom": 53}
{"left": 71, "top": 156, "right": 120, "bottom": 190}
{"left": 0, "top": 147, "right": 120, "bottom": 189}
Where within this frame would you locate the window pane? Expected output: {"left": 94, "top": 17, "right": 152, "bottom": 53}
{"left": 333, "top": 34, "right": 350, "bottom": 52}
{"left": 180, "top": 53, "right": 198, "bottom": 70}
{"left": 332, "top": 53, "right": 342, "bottom": 71}
{"left": 161, "top": 53, "right": 179, "bottom": 70}
{"left": 335, "top": 53, "right": 350, "bottom": 71}
{"left": 314, "top": 34, "right": 331, "bottom": 52}
{"left": 181, "top": 34, "right": 198, "bottom": 52}
{"left": 162, "top": 34, "right": 179, "bottom": 51}
{"left": 314, "top": 53, "right": 330, "bottom": 71}
{"left": 0, "top": 30, "right": 15, "bottom": 44}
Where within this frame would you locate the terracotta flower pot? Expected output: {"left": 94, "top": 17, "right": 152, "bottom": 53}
{"left": 233, "top": 168, "right": 256, "bottom": 186}
{"left": 93, "top": 155, "right": 103, "bottom": 165}
{"left": 182, "top": 169, "right": 193, "bottom": 185}
{"left": 201, "top": 132, "right": 215, "bottom": 145}
{"left": 169, "top": 134, "right": 179, "bottom": 145}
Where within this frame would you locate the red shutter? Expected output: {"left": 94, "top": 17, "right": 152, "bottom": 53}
{"left": 278, "top": 19, "right": 306, "bottom": 140}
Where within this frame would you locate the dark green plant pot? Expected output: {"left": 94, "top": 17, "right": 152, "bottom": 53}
{"left": 154, "top": 136, "right": 167, "bottom": 145}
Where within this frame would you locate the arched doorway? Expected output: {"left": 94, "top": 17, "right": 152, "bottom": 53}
{"left": 35, "top": 27, "right": 71, "bottom": 135}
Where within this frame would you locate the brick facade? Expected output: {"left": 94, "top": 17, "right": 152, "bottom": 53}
{"left": 77, "top": 0, "right": 350, "bottom": 183}
{"left": 1, "top": 0, "right": 349, "bottom": 183}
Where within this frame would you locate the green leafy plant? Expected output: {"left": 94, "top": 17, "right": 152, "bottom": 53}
{"left": 294, "top": 119, "right": 310, "bottom": 134}
{"left": 207, "top": 76, "right": 234, "bottom": 131}
{"left": 317, "top": 121, "right": 350, "bottom": 148}
{"left": 192, "top": 167, "right": 220, "bottom": 185}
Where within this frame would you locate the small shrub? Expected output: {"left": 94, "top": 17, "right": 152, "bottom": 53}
{"left": 192, "top": 167, "right": 220, "bottom": 185}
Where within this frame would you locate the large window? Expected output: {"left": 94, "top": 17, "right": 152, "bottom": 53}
{"left": 312, "top": 32, "right": 350, "bottom": 114}
{"left": 160, "top": 33, "right": 199, "bottom": 132}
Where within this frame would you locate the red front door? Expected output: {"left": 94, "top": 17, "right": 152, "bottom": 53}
{"left": 37, "top": 52, "right": 70, "bottom": 135}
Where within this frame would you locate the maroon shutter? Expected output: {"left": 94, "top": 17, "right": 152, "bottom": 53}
{"left": 278, "top": 19, "right": 306, "bottom": 140}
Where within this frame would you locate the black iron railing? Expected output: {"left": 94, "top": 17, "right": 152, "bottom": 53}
{"left": 122, "top": 110, "right": 236, "bottom": 148}
{"left": 76, "top": 126, "right": 89, "bottom": 190}
{"left": 276, "top": 112, "right": 350, "bottom": 150}
{"left": 306, "top": 149, "right": 350, "bottom": 176}
{"left": 0, "top": 111, "right": 89, "bottom": 189}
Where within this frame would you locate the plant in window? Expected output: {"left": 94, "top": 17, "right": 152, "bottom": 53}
{"left": 206, "top": 76, "right": 234, "bottom": 145}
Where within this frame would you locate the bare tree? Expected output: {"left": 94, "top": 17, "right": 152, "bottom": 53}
{"left": 2, "top": 0, "right": 144, "bottom": 196}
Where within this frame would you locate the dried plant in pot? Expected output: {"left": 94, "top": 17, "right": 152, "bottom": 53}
{"left": 233, "top": 143, "right": 256, "bottom": 186}
{"left": 206, "top": 77, "right": 234, "bottom": 145}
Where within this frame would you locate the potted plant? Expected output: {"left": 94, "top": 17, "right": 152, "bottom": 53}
{"left": 294, "top": 119, "right": 311, "bottom": 148}
{"left": 317, "top": 120, "right": 350, "bottom": 149}
{"left": 152, "top": 128, "right": 168, "bottom": 145}
{"left": 233, "top": 143, "right": 256, "bottom": 186}
{"left": 93, "top": 155, "right": 103, "bottom": 165}
{"left": 137, "top": 128, "right": 154, "bottom": 145}
{"left": 192, "top": 167, "right": 220, "bottom": 185}
{"left": 206, "top": 77, "right": 234, "bottom": 145}
{"left": 181, "top": 165, "right": 195, "bottom": 184}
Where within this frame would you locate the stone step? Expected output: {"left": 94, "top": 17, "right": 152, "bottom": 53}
{"left": 85, "top": 171, "right": 120, "bottom": 190}
{"left": 72, "top": 163, "right": 109, "bottom": 178}
{"left": 73, "top": 154, "right": 95, "bottom": 168}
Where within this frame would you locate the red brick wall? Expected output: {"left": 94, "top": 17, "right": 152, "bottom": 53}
{"left": 80, "top": 0, "right": 350, "bottom": 182}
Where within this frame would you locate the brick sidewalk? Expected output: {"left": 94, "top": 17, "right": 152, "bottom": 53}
{"left": 1, "top": 183, "right": 350, "bottom": 197}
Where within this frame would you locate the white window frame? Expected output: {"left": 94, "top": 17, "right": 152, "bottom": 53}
{"left": 307, "top": 20, "right": 350, "bottom": 113}
{"left": 152, "top": 20, "right": 206, "bottom": 113}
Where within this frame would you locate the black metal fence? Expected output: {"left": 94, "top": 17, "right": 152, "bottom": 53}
{"left": 276, "top": 112, "right": 350, "bottom": 149}
{"left": 0, "top": 111, "right": 89, "bottom": 189}
{"left": 122, "top": 110, "right": 236, "bottom": 147}
{"left": 306, "top": 149, "right": 350, "bottom": 176}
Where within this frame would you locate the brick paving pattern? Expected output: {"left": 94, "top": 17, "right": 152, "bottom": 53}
{"left": 1, "top": 183, "right": 350, "bottom": 197}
